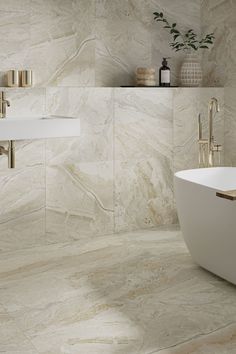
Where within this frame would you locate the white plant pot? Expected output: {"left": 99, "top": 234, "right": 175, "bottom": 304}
{"left": 180, "top": 52, "right": 203, "bottom": 87}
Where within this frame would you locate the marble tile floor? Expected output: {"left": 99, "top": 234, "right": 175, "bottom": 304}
{"left": 1, "top": 226, "right": 236, "bottom": 354}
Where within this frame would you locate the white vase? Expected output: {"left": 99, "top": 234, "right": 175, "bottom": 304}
{"left": 180, "top": 52, "right": 202, "bottom": 87}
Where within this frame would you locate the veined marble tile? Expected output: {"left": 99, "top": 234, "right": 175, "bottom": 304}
{"left": 173, "top": 88, "right": 224, "bottom": 172}
{"left": 114, "top": 88, "right": 175, "bottom": 232}
{"left": 0, "top": 304, "right": 38, "bottom": 353}
{"left": 201, "top": 1, "right": 236, "bottom": 168}
{"left": 0, "top": 147, "right": 45, "bottom": 225}
{"left": 0, "top": 210, "right": 45, "bottom": 253}
{"left": 152, "top": 322, "right": 236, "bottom": 353}
{"left": 95, "top": 0, "right": 151, "bottom": 87}
{"left": 29, "top": 0, "right": 95, "bottom": 86}
{"left": 45, "top": 88, "right": 114, "bottom": 241}
{"left": 115, "top": 158, "right": 176, "bottom": 232}
{"left": 224, "top": 87, "right": 236, "bottom": 166}
{"left": 173, "top": 88, "right": 200, "bottom": 172}
{"left": 0, "top": 140, "right": 45, "bottom": 252}
{"left": 150, "top": 0, "right": 201, "bottom": 86}
{"left": 201, "top": 0, "right": 236, "bottom": 87}
{"left": 0, "top": 6, "right": 30, "bottom": 77}
{"left": 1, "top": 227, "right": 236, "bottom": 353}
{"left": 6, "top": 88, "right": 46, "bottom": 119}
{"left": 114, "top": 88, "right": 173, "bottom": 161}
{"left": 46, "top": 161, "right": 114, "bottom": 241}
{"left": 46, "top": 87, "right": 113, "bottom": 162}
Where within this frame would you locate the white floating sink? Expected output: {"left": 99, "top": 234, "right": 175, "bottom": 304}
{"left": 0, "top": 116, "right": 80, "bottom": 140}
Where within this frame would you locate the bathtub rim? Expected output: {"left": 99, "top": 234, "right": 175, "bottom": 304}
{"left": 174, "top": 167, "right": 236, "bottom": 191}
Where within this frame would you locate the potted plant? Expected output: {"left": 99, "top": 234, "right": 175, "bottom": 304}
{"left": 153, "top": 12, "right": 215, "bottom": 87}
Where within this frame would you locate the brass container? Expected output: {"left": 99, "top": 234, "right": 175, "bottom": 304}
{"left": 7, "top": 70, "right": 20, "bottom": 87}
{"left": 21, "top": 70, "right": 33, "bottom": 87}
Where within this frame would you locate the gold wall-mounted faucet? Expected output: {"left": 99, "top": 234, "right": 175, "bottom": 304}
{"left": 0, "top": 141, "right": 15, "bottom": 168}
{"left": 0, "top": 91, "right": 10, "bottom": 118}
{"left": 198, "top": 97, "right": 222, "bottom": 167}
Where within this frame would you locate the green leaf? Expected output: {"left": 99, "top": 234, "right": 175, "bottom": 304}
{"left": 164, "top": 25, "right": 171, "bottom": 28}
{"left": 153, "top": 12, "right": 160, "bottom": 16}
{"left": 172, "top": 42, "right": 180, "bottom": 47}
{"left": 189, "top": 43, "right": 197, "bottom": 50}
{"left": 200, "top": 45, "right": 209, "bottom": 48}
{"left": 174, "top": 34, "right": 180, "bottom": 40}
{"left": 172, "top": 23, "right": 176, "bottom": 27}
{"left": 160, "top": 12, "right": 163, "bottom": 17}
{"left": 170, "top": 28, "right": 179, "bottom": 34}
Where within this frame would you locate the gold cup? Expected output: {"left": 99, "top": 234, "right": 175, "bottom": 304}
{"left": 7, "top": 70, "right": 20, "bottom": 87}
{"left": 21, "top": 70, "right": 33, "bottom": 87}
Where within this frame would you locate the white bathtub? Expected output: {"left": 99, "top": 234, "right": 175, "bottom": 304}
{"left": 174, "top": 167, "right": 236, "bottom": 285}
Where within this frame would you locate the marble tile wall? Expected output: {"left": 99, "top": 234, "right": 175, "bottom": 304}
{"left": 44, "top": 87, "right": 224, "bottom": 237}
{"left": 95, "top": 0, "right": 200, "bottom": 86}
{"left": 45, "top": 87, "right": 177, "bottom": 238}
{"left": 0, "top": 88, "right": 46, "bottom": 252}
{"left": 45, "top": 88, "right": 114, "bottom": 242}
{"left": 201, "top": 0, "right": 236, "bottom": 166}
{"left": 114, "top": 88, "right": 176, "bottom": 231}
{"left": 0, "top": 86, "right": 225, "bottom": 250}
{"left": 174, "top": 88, "right": 225, "bottom": 172}
{"left": 0, "top": 0, "right": 201, "bottom": 87}
{"left": 0, "top": 0, "right": 228, "bottom": 250}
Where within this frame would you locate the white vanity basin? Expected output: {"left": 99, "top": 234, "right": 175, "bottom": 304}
{"left": 0, "top": 117, "right": 80, "bottom": 140}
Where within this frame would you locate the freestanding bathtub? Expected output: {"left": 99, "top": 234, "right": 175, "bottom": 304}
{"left": 174, "top": 167, "right": 236, "bottom": 285}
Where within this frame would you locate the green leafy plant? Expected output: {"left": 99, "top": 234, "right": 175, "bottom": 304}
{"left": 153, "top": 12, "right": 215, "bottom": 52}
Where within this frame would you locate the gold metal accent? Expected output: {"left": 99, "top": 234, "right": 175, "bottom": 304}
{"left": 7, "top": 70, "right": 20, "bottom": 87}
{"left": 0, "top": 140, "right": 15, "bottom": 168}
{"left": 21, "top": 70, "right": 33, "bottom": 87}
{"left": 0, "top": 91, "right": 10, "bottom": 119}
{"left": 216, "top": 190, "right": 236, "bottom": 201}
{"left": 198, "top": 98, "right": 222, "bottom": 168}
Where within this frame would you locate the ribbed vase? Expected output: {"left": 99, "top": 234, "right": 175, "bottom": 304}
{"left": 180, "top": 52, "right": 202, "bottom": 87}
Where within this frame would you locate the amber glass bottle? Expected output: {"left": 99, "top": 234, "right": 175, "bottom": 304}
{"left": 159, "top": 58, "right": 170, "bottom": 87}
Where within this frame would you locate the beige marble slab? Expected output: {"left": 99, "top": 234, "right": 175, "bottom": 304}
{"left": 1, "top": 226, "right": 236, "bottom": 354}
{"left": 152, "top": 323, "right": 236, "bottom": 354}
{"left": 0, "top": 304, "right": 38, "bottom": 353}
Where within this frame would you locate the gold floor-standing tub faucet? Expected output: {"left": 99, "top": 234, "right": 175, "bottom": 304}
{"left": 0, "top": 141, "right": 15, "bottom": 168}
{"left": 198, "top": 97, "right": 222, "bottom": 168}
{"left": 0, "top": 91, "right": 10, "bottom": 118}
{"left": 0, "top": 92, "right": 15, "bottom": 168}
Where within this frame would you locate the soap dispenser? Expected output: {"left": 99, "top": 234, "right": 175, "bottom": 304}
{"left": 159, "top": 58, "right": 170, "bottom": 87}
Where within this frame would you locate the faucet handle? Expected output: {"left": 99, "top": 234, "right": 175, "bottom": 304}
{"left": 198, "top": 114, "right": 202, "bottom": 140}
{"left": 213, "top": 144, "right": 223, "bottom": 152}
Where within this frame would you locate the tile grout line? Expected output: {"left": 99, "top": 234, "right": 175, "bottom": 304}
{"left": 147, "top": 320, "right": 236, "bottom": 354}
